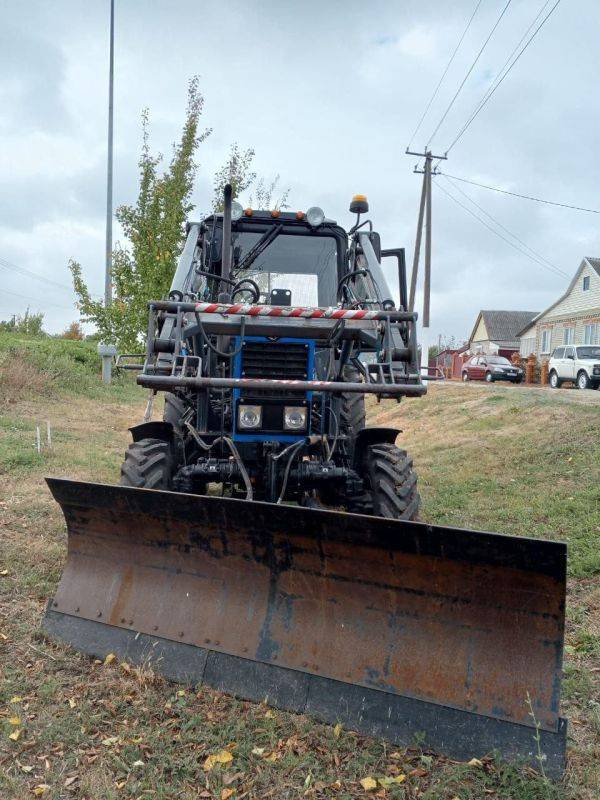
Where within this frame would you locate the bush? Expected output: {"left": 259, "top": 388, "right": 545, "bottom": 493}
{"left": 0, "top": 332, "right": 138, "bottom": 402}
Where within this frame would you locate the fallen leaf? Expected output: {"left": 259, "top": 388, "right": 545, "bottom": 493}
{"left": 221, "top": 790, "right": 235, "bottom": 800}
{"left": 263, "top": 751, "right": 278, "bottom": 762}
{"left": 264, "top": 709, "right": 275, "bottom": 718}
{"left": 68, "top": 697, "right": 76, "bottom": 709}
{"left": 389, "top": 751, "right": 403, "bottom": 760}
{"left": 333, "top": 722, "right": 343, "bottom": 738}
{"left": 304, "top": 773, "right": 312, "bottom": 788}
{"left": 176, "top": 689, "right": 186, "bottom": 697}
{"left": 33, "top": 787, "right": 50, "bottom": 797}
{"left": 0, "top": 633, "right": 8, "bottom": 640}
{"left": 10, "top": 696, "right": 23, "bottom": 703}
{"left": 0, "top": 569, "right": 8, "bottom": 576}
{"left": 120, "top": 662, "right": 131, "bottom": 673}
{"left": 132, "top": 760, "right": 145, "bottom": 767}
{"left": 378, "top": 775, "right": 406, "bottom": 788}
{"left": 468, "top": 758, "right": 483, "bottom": 768}
{"left": 360, "top": 777, "right": 378, "bottom": 791}
{"left": 9, "top": 716, "right": 21, "bottom": 726}
{"left": 409, "top": 767, "right": 428, "bottom": 777}
{"left": 251, "top": 747, "right": 265, "bottom": 756}
{"left": 203, "top": 749, "right": 234, "bottom": 771}
{"left": 21, "top": 765, "right": 34, "bottom": 773}
{"left": 9, "top": 729, "right": 22, "bottom": 741}
{"left": 64, "top": 776, "right": 78, "bottom": 787}
{"left": 104, "top": 653, "right": 116, "bottom": 665}
{"left": 101, "top": 737, "right": 120, "bottom": 746}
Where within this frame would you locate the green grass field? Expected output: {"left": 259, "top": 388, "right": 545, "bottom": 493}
{"left": 1, "top": 335, "right": 598, "bottom": 799}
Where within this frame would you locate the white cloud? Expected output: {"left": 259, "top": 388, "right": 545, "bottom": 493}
{"left": 397, "top": 25, "right": 437, "bottom": 58}
{"left": 0, "top": 0, "right": 599, "bottom": 339}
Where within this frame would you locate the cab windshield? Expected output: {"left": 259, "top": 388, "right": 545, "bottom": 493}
{"left": 576, "top": 346, "right": 600, "bottom": 360}
{"left": 231, "top": 230, "right": 339, "bottom": 306}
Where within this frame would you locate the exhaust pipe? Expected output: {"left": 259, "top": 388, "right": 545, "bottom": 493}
{"left": 219, "top": 183, "right": 233, "bottom": 301}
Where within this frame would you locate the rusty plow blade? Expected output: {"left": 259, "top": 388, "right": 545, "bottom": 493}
{"left": 43, "top": 479, "right": 567, "bottom": 775}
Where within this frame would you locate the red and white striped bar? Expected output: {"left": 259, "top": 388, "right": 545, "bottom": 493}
{"left": 195, "top": 302, "right": 393, "bottom": 321}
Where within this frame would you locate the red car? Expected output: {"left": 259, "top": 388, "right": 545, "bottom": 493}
{"left": 462, "top": 355, "right": 524, "bottom": 384}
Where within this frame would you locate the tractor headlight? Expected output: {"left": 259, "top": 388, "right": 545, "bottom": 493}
{"left": 238, "top": 404, "right": 262, "bottom": 429}
{"left": 306, "top": 206, "right": 325, "bottom": 227}
{"left": 283, "top": 406, "right": 307, "bottom": 431}
{"left": 231, "top": 201, "right": 244, "bottom": 221}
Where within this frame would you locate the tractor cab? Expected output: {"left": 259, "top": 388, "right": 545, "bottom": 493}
{"left": 195, "top": 206, "right": 347, "bottom": 308}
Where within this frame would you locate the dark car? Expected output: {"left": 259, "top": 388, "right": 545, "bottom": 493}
{"left": 462, "top": 355, "right": 524, "bottom": 384}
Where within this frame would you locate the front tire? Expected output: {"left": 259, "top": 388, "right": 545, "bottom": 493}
{"left": 355, "top": 443, "right": 419, "bottom": 521}
{"left": 549, "top": 370, "right": 561, "bottom": 389}
{"left": 120, "top": 438, "right": 172, "bottom": 489}
{"left": 577, "top": 371, "right": 591, "bottom": 390}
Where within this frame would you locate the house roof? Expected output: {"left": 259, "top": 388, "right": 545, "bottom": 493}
{"left": 516, "top": 257, "right": 600, "bottom": 337}
{"left": 470, "top": 310, "right": 538, "bottom": 348}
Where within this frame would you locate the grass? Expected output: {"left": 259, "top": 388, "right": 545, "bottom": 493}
{"left": 0, "top": 336, "right": 598, "bottom": 799}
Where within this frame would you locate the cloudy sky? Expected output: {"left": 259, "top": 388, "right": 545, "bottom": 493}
{"left": 1, "top": 0, "right": 599, "bottom": 342}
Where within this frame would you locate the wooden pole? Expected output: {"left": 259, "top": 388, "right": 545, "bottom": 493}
{"left": 409, "top": 167, "right": 427, "bottom": 312}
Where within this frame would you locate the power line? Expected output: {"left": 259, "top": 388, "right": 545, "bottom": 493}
{"left": 441, "top": 174, "right": 569, "bottom": 277}
{"left": 426, "top": 0, "right": 513, "bottom": 148}
{"left": 435, "top": 179, "right": 569, "bottom": 280}
{"left": 446, "top": 0, "right": 562, "bottom": 152}
{"left": 0, "top": 255, "right": 74, "bottom": 293}
{"left": 0, "top": 255, "right": 103, "bottom": 298}
{"left": 438, "top": 172, "right": 600, "bottom": 214}
{"left": 1, "top": 287, "right": 76, "bottom": 311}
{"left": 407, "top": 0, "right": 484, "bottom": 149}
{"left": 444, "top": 0, "right": 552, "bottom": 152}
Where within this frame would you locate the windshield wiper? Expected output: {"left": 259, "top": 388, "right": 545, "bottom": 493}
{"left": 235, "top": 224, "right": 283, "bottom": 275}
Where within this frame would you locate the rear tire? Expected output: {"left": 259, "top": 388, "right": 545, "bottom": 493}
{"left": 163, "top": 393, "right": 187, "bottom": 431}
{"left": 120, "top": 438, "right": 172, "bottom": 489}
{"left": 339, "top": 365, "right": 366, "bottom": 457}
{"left": 485, "top": 371, "right": 494, "bottom": 383}
{"left": 355, "top": 443, "right": 419, "bottom": 521}
{"left": 462, "top": 371, "right": 469, "bottom": 382}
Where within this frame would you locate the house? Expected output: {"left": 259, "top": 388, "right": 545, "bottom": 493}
{"left": 431, "top": 344, "right": 469, "bottom": 379}
{"left": 468, "top": 310, "right": 539, "bottom": 358}
{"left": 518, "top": 257, "right": 600, "bottom": 357}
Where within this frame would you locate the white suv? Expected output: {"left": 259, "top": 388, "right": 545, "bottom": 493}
{"left": 548, "top": 345, "right": 600, "bottom": 390}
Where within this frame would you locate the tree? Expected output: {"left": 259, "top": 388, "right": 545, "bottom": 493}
{"left": 70, "top": 77, "right": 211, "bottom": 350}
{"left": 212, "top": 145, "right": 290, "bottom": 212}
{"left": 249, "top": 174, "right": 290, "bottom": 211}
{"left": 0, "top": 309, "right": 45, "bottom": 336}
{"left": 61, "top": 321, "right": 85, "bottom": 340}
{"left": 212, "top": 143, "right": 256, "bottom": 212}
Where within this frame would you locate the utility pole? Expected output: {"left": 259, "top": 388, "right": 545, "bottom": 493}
{"left": 104, "top": 0, "right": 115, "bottom": 310}
{"left": 406, "top": 148, "right": 447, "bottom": 371}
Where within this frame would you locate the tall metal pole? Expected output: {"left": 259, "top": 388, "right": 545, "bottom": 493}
{"left": 104, "top": 0, "right": 115, "bottom": 310}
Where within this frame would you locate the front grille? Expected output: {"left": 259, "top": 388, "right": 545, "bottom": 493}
{"left": 241, "top": 341, "right": 310, "bottom": 380}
